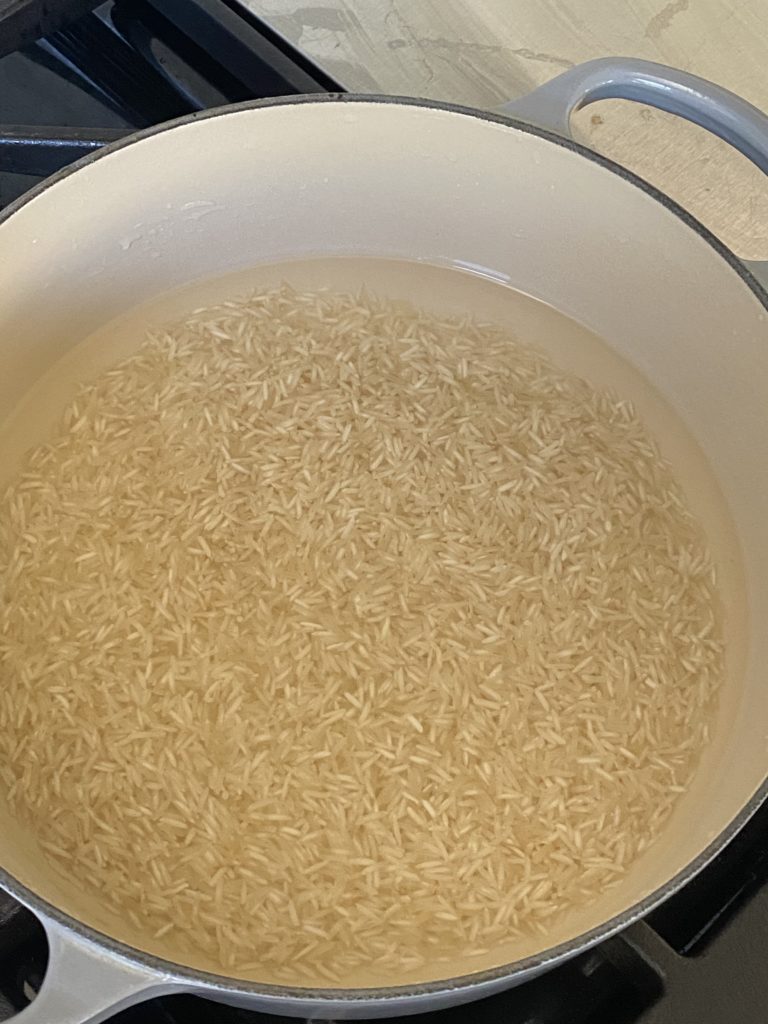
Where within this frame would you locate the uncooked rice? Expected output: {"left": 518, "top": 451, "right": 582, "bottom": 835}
{"left": 0, "top": 284, "right": 723, "bottom": 984}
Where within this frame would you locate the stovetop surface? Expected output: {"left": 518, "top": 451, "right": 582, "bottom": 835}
{"left": 1, "top": 3, "right": 767, "bottom": 1021}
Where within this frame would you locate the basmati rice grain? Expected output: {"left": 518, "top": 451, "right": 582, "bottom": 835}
{"left": 0, "top": 284, "right": 723, "bottom": 986}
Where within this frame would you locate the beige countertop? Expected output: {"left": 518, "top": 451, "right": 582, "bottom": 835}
{"left": 249, "top": 0, "right": 767, "bottom": 259}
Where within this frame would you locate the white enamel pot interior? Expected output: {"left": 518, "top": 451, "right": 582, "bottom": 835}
{"left": 0, "top": 80, "right": 767, "bottom": 1022}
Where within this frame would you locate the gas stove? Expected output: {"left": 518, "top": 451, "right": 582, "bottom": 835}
{"left": 1, "top": 3, "right": 767, "bottom": 1021}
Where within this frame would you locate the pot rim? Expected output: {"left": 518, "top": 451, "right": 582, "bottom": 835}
{"left": 0, "top": 91, "right": 766, "bottom": 1003}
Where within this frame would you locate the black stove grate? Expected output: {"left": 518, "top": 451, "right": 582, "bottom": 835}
{"left": 0, "top": 0, "right": 343, "bottom": 199}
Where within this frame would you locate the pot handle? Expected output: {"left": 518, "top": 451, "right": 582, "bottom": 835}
{"left": 500, "top": 56, "right": 768, "bottom": 291}
{"left": 11, "top": 916, "right": 182, "bottom": 1024}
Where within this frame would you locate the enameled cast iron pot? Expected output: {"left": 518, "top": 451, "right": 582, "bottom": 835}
{"left": 0, "top": 57, "right": 767, "bottom": 1023}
